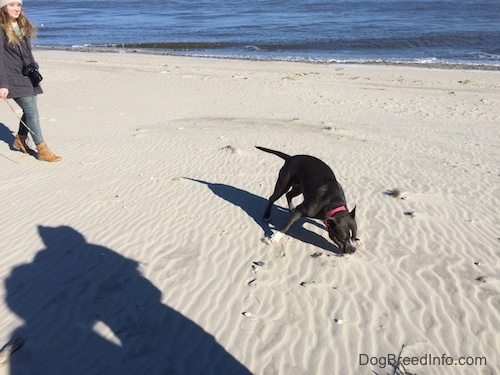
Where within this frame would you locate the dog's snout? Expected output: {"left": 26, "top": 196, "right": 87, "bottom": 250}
{"left": 330, "top": 235, "right": 357, "bottom": 254}
{"left": 344, "top": 245, "right": 357, "bottom": 254}
{"left": 343, "top": 238, "right": 357, "bottom": 254}
{"left": 337, "top": 242, "right": 356, "bottom": 254}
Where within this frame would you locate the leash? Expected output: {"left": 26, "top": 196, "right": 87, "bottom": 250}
{"left": 4, "top": 99, "right": 40, "bottom": 139}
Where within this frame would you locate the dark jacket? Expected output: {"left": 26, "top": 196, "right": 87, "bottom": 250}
{"left": 0, "top": 29, "right": 43, "bottom": 98}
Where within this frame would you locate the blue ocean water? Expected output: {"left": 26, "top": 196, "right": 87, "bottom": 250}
{"left": 25, "top": 0, "right": 500, "bottom": 67}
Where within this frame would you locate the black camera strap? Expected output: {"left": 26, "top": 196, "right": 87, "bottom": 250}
{"left": 17, "top": 36, "right": 36, "bottom": 67}
{"left": 17, "top": 38, "right": 27, "bottom": 67}
{"left": 16, "top": 35, "right": 43, "bottom": 87}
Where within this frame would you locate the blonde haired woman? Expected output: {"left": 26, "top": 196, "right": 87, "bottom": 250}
{"left": 0, "top": 0, "right": 60, "bottom": 162}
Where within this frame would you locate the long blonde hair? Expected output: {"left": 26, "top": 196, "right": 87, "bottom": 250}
{"left": 0, "top": 6, "right": 37, "bottom": 45}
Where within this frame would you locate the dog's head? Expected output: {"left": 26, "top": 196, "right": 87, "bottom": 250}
{"left": 325, "top": 206, "right": 358, "bottom": 254}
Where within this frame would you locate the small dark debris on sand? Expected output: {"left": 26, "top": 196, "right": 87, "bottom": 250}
{"left": 476, "top": 276, "right": 487, "bottom": 283}
{"left": 384, "top": 188, "right": 402, "bottom": 198}
{"left": 221, "top": 145, "right": 238, "bottom": 154}
{"left": 404, "top": 211, "right": 416, "bottom": 218}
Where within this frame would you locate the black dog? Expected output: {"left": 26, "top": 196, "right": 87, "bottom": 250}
{"left": 256, "top": 146, "right": 359, "bottom": 253}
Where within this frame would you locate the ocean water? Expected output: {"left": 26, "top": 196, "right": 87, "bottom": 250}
{"left": 25, "top": 0, "right": 500, "bottom": 67}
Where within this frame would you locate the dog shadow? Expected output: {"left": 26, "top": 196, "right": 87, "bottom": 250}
{"left": 184, "top": 178, "right": 341, "bottom": 254}
{"left": 4, "top": 225, "right": 251, "bottom": 375}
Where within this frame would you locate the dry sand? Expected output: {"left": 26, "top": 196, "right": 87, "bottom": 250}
{"left": 0, "top": 50, "right": 499, "bottom": 374}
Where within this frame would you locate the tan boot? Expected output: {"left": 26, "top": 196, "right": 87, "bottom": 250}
{"left": 13, "top": 134, "right": 36, "bottom": 155}
{"left": 36, "top": 142, "right": 61, "bottom": 162}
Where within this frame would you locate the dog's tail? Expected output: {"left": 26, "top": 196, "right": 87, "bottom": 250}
{"left": 255, "top": 146, "right": 291, "bottom": 160}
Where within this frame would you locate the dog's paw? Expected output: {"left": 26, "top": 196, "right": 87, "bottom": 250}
{"left": 270, "top": 231, "right": 284, "bottom": 242}
{"left": 261, "top": 231, "right": 285, "bottom": 245}
{"left": 354, "top": 238, "right": 364, "bottom": 247}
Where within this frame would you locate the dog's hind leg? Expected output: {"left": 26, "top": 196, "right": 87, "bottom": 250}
{"left": 285, "top": 185, "right": 302, "bottom": 211}
{"left": 264, "top": 186, "right": 289, "bottom": 219}
{"left": 263, "top": 171, "right": 294, "bottom": 220}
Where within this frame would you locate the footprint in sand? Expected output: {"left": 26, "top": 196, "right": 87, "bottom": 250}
{"left": 240, "top": 261, "right": 267, "bottom": 330}
{"left": 251, "top": 260, "right": 266, "bottom": 275}
{"left": 247, "top": 261, "right": 265, "bottom": 287}
{"left": 240, "top": 293, "right": 261, "bottom": 331}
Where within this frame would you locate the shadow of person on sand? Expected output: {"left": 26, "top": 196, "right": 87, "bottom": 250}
{"left": 184, "top": 178, "right": 341, "bottom": 254}
{"left": 5, "top": 225, "right": 251, "bottom": 375}
{"left": 0, "top": 122, "right": 16, "bottom": 151}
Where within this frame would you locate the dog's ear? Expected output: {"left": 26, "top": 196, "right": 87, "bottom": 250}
{"left": 325, "top": 217, "right": 337, "bottom": 226}
{"left": 350, "top": 205, "right": 356, "bottom": 219}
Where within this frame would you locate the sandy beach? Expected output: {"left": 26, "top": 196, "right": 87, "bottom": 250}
{"left": 0, "top": 50, "right": 499, "bottom": 374}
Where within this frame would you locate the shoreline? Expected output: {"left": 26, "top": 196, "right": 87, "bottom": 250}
{"left": 34, "top": 45, "right": 500, "bottom": 72}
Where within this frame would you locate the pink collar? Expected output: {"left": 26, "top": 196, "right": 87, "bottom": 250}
{"left": 324, "top": 205, "right": 348, "bottom": 229}
{"left": 327, "top": 205, "right": 348, "bottom": 218}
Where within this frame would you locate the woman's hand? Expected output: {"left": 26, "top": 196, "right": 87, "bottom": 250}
{"left": 0, "top": 88, "right": 9, "bottom": 100}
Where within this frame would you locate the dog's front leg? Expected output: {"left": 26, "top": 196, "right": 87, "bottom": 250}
{"left": 264, "top": 210, "right": 302, "bottom": 244}
{"left": 278, "top": 210, "right": 303, "bottom": 234}
{"left": 267, "top": 231, "right": 285, "bottom": 243}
